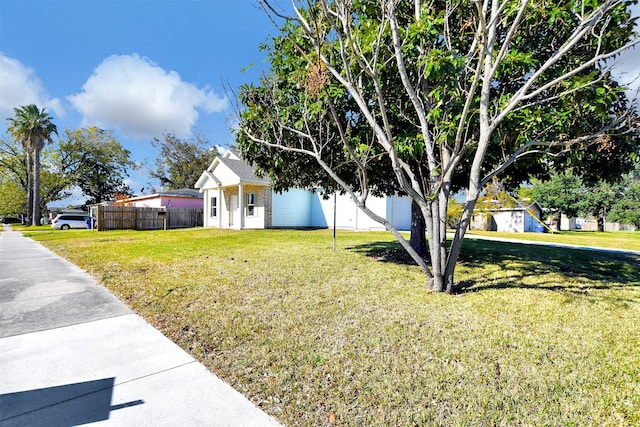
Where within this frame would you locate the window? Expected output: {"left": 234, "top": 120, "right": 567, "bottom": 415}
{"left": 247, "top": 193, "right": 255, "bottom": 216}
{"left": 210, "top": 197, "right": 217, "bottom": 217}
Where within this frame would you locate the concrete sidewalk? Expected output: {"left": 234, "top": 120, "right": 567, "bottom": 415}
{"left": 0, "top": 226, "right": 282, "bottom": 426}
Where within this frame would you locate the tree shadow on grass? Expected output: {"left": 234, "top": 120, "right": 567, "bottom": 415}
{"left": 348, "top": 239, "right": 640, "bottom": 297}
{"left": 347, "top": 241, "right": 420, "bottom": 266}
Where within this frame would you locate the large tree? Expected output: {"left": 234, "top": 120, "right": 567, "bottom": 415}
{"left": 150, "top": 132, "right": 220, "bottom": 190}
{"left": 0, "top": 138, "right": 69, "bottom": 216}
{"left": 58, "top": 127, "right": 135, "bottom": 205}
{"left": 580, "top": 180, "right": 622, "bottom": 231}
{"left": 238, "top": 0, "right": 638, "bottom": 292}
{"left": 6, "top": 104, "right": 58, "bottom": 225}
{"left": 608, "top": 172, "right": 640, "bottom": 227}
{"left": 2, "top": 128, "right": 136, "bottom": 210}
{"left": 0, "top": 176, "right": 26, "bottom": 219}
{"left": 238, "top": 6, "right": 638, "bottom": 257}
{"left": 532, "top": 171, "right": 585, "bottom": 229}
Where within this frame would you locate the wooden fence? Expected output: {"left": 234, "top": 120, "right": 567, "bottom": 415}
{"left": 92, "top": 205, "right": 203, "bottom": 231}
{"left": 580, "top": 220, "right": 636, "bottom": 232}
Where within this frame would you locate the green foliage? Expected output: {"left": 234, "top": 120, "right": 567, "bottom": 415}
{"left": 6, "top": 104, "right": 57, "bottom": 153}
{"left": 6, "top": 104, "right": 58, "bottom": 225}
{"left": 478, "top": 179, "right": 518, "bottom": 209}
{"left": 38, "top": 166, "right": 71, "bottom": 209}
{"left": 241, "top": 0, "right": 638, "bottom": 194}
{"left": 1, "top": 137, "right": 72, "bottom": 214}
{"left": 579, "top": 179, "right": 621, "bottom": 218}
{"left": 0, "top": 178, "right": 26, "bottom": 218}
{"left": 237, "top": 6, "right": 411, "bottom": 197}
{"left": 238, "top": 0, "right": 638, "bottom": 290}
{"left": 532, "top": 171, "right": 585, "bottom": 218}
{"left": 150, "top": 133, "right": 219, "bottom": 190}
{"left": 609, "top": 178, "right": 640, "bottom": 227}
{"left": 0, "top": 136, "right": 27, "bottom": 189}
{"left": 446, "top": 198, "right": 463, "bottom": 228}
{"left": 533, "top": 168, "right": 640, "bottom": 229}
{"left": 59, "top": 127, "right": 135, "bottom": 205}
{"left": 518, "top": 185, "right": 535, "bottom": 202}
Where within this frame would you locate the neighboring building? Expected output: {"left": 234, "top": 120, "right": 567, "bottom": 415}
{"left": 113, "top": 189, "right": 203, "bottom": 209}
{"left": 46, "top": 207, "right": 87, "bottom": 224}
{"left": 194, "top": 150, "right": 412, "bottom": 230}
{"left": 470, "top": 202, "right": 544, "bottom": 232}
{"left": 542, "top": 213, "right": 578, "bottom": 231}
{"left": 580, "top": 220, "right": 636, "bottom": 231}
{"left": 559, "top": 214, "right": 577, "bottom": 231}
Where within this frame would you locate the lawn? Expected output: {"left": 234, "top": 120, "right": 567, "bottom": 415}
{"left": 466, "top": 229, "right": 640, "bottom": 252}
{"left": 7, "top": 224, "right": 53, "bottom": 232}
{"left": 26, "top": 227, "right": 640, "bottom": 426}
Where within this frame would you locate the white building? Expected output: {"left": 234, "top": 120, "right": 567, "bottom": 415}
{"left": 194, "top": 150, "right": 411, "bottom": 231}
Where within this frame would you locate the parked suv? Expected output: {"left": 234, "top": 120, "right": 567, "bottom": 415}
{"left": 51, "top": 214, "right": 89, "bottom": 230}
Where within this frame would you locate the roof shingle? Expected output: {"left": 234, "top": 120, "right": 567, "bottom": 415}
{"left": 219, "top": 157, "right": 270, "bottom": 183}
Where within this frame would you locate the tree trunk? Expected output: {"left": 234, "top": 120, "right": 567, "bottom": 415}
{"left": 409, "top": 201, "right": 428, "bottom": 260}
{"left": 423, "top": 196, "right": 449, "bottom": 293}
{"left": 597, "top": 207, "right": 605, "bottom": 232}
{"left": 444, "top": 194, "right": 479, "bottom": 294}
{"left": 32, "top": 149, "right": 41, "bottom": 226}
{"left": 26, "top": 152, "right": 33, "bottom": 225}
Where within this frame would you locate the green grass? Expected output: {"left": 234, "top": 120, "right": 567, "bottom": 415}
{"left": 9, "top": 224, "right": 60, "bottom": 232}
{"left": 467, "top": 229, "right": 640, "bottom": 251}
{"left": 26, "top": 228, "right": 640, "bottom": 426}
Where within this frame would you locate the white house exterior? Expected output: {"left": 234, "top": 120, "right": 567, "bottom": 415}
{"left": 470, "top": 202, "right": 544, "bottom": 232}
{"left": 492, "top": 205, "right": 543, "bottom": 232}
{"left": 194, "top": 150, "right": 412, "bottom": 231}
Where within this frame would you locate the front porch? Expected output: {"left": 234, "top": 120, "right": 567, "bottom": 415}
{"left": 203, "top": 184, "right": 270, "bottom": 229}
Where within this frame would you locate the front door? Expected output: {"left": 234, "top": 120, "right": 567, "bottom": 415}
{"left": 230, "top": 195, "right": 240, "bottom": 227}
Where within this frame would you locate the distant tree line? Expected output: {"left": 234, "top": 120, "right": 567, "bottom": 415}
{"left": 1, "top": 104, "right": 222, "bottom": 223}
{"left": 532, "top": 168, "right": 640, "bottom": 230}
{"left": 1, "top": 105, "right": 135, "bottom": 222}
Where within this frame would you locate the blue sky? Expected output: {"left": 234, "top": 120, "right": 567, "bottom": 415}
{"left": 0, "top": 0, "right": 285, "bottom": 201}
{"left": 1, "top": 0, "right": 638, "bottom": 204}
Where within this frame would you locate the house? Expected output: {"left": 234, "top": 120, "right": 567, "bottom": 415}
{"left": 194, "top": 150, "right": 412, "bottom": 230}
{"left": 90, "top": 189, "right": 204, "bottom": 230}
{"left": 46, "top": 207, "right": 87, "bottom": 224}
{"left": 470, "top": 201, "right": 544, "bottom": 232}
{"left": 558, "top": 214, "right": 577, "bottom": 231}
{"left": 113, "top": 189, "right": 203, "bottom": 209}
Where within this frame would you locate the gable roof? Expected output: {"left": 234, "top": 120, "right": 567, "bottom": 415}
{"left": 195, "top": 150, "right": 270, "bottom": 190}
{"left": 218, "top": 157, "right": 267, "bottom": 182}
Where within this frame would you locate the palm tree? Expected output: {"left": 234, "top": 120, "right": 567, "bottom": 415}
{"left": 7, "top": 105, "right": 58, "bottom": 226}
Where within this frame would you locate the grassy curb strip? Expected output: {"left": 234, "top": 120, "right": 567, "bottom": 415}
{"left": 27, "top": 228, "right": 640, "bottom": 426}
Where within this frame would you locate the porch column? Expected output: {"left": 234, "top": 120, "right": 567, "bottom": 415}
{"left": 238, "top": 183, "right": 245, "bottom": 229}
{"left": 218, "top": 187, "right": 222, "bottom": 228}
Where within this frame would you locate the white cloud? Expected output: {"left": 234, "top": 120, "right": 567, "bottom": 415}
{"left": 611, "top": 50, "right": 639, "bottom": 102}
{"left": 68, "top": 54, "right": 228, "bottom": 140}
{"left": 0, "top": 53, "right": 65, "bottom": 120}
{"left": 610, "top": 3, "right": 640, "bottom": 102}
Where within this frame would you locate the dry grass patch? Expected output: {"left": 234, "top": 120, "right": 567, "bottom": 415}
{"left": 27, "top": 228, "right": 640, "bottom": 426}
